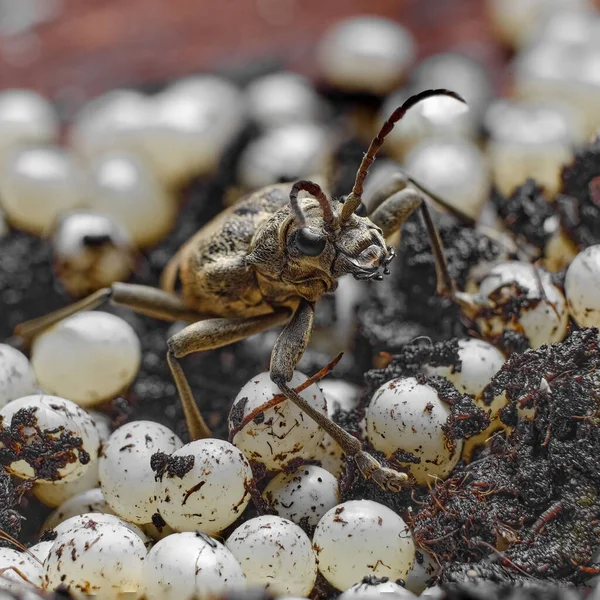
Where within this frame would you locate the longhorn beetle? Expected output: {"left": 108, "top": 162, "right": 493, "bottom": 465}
{"left": 15, "top": 89, "right": 475, "bottom": 492}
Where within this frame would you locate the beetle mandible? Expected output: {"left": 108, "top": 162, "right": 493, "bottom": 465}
{"left": 15, "top": 88, "right": 475, "bottom": 492}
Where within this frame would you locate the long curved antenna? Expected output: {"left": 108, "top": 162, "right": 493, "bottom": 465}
{"left": 290, "top": 180, "right": 335, "bottom": 227}
{"left": 341, "top": 88, "right": 467, "bottom": 222}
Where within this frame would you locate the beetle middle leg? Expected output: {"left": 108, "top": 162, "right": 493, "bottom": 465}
{"left": 166, "top": 310, "right": 292, "bottom": 440}
{"left": 14, "top": 282, "right": 204, "bottom": 346}
{"left": 269, "top": 299, "right": 409, "bottom": 492}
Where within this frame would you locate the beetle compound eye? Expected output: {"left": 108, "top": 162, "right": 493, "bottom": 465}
{"left": 294, "top": 227, "right": 326, "bottom": 256}
{"left": 355, "top": 202, "right": 368, "bottom": 217}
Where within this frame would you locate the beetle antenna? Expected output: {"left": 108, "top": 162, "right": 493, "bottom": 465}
{"left": 341, "top": 89, "right": 467, "bottom": 222}
{"left": 290, "top": 180, "right": 335, "bottom": 227}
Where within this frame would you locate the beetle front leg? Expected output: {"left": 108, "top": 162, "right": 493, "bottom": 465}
{"left": 166, "top": 310, "right": 291, "bottom": 440}
{"left": 269, "top": 300, "right": 409, "bottom": 492}
{"left": 370, "top": 187, "right": 477, "bottom": 312}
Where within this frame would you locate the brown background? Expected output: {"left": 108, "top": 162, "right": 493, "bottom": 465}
{"left": 0, "top": 0, "right": 505, "bottom": 106}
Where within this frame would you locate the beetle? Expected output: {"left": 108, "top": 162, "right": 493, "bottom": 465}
{"left": 15, "top": 88, "right": 474, "bottom": 492}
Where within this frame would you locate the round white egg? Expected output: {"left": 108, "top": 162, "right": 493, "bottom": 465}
{"left": 312, "top": 500, "right": 415, "bottom": 591}
{"left": 422, "top": 338, "right": 505, "bottom": 398}
{"left": 317, "top": 16, "right": 416, "bottom": 94}
{"left": 0, "top": 394, "right": 100, "bottom": 483}
{"left": 246, "top": 72, "right": 326, "bottom": 130}
{"left": 51, "top": 210, "right": 135, "bottom": 297}
{"left": 476, "top": 261, "right": 568, "bottom": 349}
{"left": 263, "top": 465, "right": 339, "bottom": 528}
{"left": 41, "top": 487, "right": 115, "bottom": 531}
{"left": 0, "top": 343, "right": 38, "bottom": 408}
{"left": 404, "top": 138, "right": 490, "bottom": 221}
{"left": 34, "top": 458, "right": 101, "bottom": 508}
{"left": 142, "top": 76, "right": 246, "bottom": 185}
{"left": 485, "top": 100, "right": 582, "bottom": 196}
{"left": 44, "top": 520, "right": 147, "bottom": 599}
{"left": 31, "top": 311, "right": 141, "bottom": 406}
{"left": 87, "top": 151, "right": 176, "bottom": 247}
{"left": 144, "top": 532, "right": 246, "bottom": 600}
{"left": 229, "top": 371, "right": 327, "bottom": 471}
{"left": 0, "top": 89, "right": 58, "bottom": 162}
{"left": 70, "top": 89, "right": 152, "bottom": 162}
{"left": 28, "top": 541, "right": 54, "bottom": 564}
{"left": 226, "top": 515, "right": 317, "bottom": 596}
{"left": 155, "top": 438, "right": 252, "bottom": 535}
{"left": 565, "top": 245, "right": 600, "bottom": 328}
{"left": 404, "top": 549, "right": 440, "bottom": 594}
{"left": 366, "top": 377, "right": 461, "bottom": 485}
{"left": 100, "top": 420, "right": 182, "bottom": 524}
{"left": 48, "top": 512, "right": 150, "bottom": 547}
{"left": 237, "top": 123, "right": 331, "bottom": 190}
{"left": 0, "top": 547, "right": 43, "bottom": 592}
{"left": 0, "top": 145, "right": 85, "bottom": 235}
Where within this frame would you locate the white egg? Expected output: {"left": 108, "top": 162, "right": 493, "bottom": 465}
{"left": 339, "top": 580, "right": 416, "bottom": 599}
{"left": 31, "top": 311, "right": 141, "bottom": 406}
{"left": 142, "top": 76, "right": 246, "bottom": 185}
{"left": 381, "top": 89, "right": 475, "bottom": 158}
{"left": 513, "top": 39, "right": 600, "bottom": 135}
{"left": 0, "top": 547, "right": 43, "bottom": 592}
{"left": 87, "top": 410, "right": 112, "bottom": 442}
{"left": 404, "top": 138, "right": 490, "bottom": 221}
{"left": 312, "top": 500, "right": 415, "bottom": 591}
{"left": 263, "top": 465, "right": 339, "bottom": 528}
{"left": 475, "top": 261, "right": 568, "bottom": 349}
{"left": 317, "top": 16, "right": 416, "bottom": 94}
{"left": 0, "top": 343, "right": 38, "bottom": 408}
{"left": 404, "top": 549, "right": 440, "bottom": 594}
{"left": 99, "top": 421, "right": 182, "bottom": 524}
{"left": 0, "top": 394, "right": 100, "bottom": 483}
{"left": 0, "top": 89, "right": 58, "bottom": 163}
{"left": 48, "top": 512, "right": 150, "bottom": 548}
{"left": 422, "top": 338, "right": 505, "bottom": 398}
{"left": 246, "top": 72, "right": 326, "bottom": 130}
{"left": 226, "top": 515, "right": 317, "bottom": 596}
{"left": 34, "top": 458, "right": 100, "bottom": 508}
{"left": 485, "top": 100, "right": 582, "bottom": 196}
{"left": 229, "top": 371, "right": 327, "bottom": 471}
{"left": 87, "top": 151, "right": 176, "bottom": 247}
{"left": 51, "top": 210, "right": 135, "bottom": 297}
{"left": 155, "top": 438, "right": 252, "bottom": 535}
{"left": 565, "top": 245, "right": 600, "bottom": 328}
{"left": 366, "top": 377, "right": 461, "bottom": 485}
{"left": 237, "top": 123, "right": 331, "bottom": 190}
{"left": 70, "top": 89, "right": 153, "bottom": 162}
{"left": 488, "top": 0, "right": 592, "bottom": 48}
{"left": 314, "top": 434, "right": 345, "bottom": 478}
{"left": 319, "top": 380, "right": 361, "bottom": 414}
{"left": 144, "top": 532, "right": 246, "bottom": 600}
{"left": 44, "top": 520, "right": 147, "bottom": 599}
{"left": 422, "top": 338, "right": 508, "bottom": 458}
{"left": 412, "top": 52, "right": 492, "bottom": 119}
{"left": 34, "top": 411, "right": 111, "bottom": 507}
{"left": 28, "top": 541, "right": 54, "bottom": 564}
{"left": 0, "top": 145, "right": 85, "bottom": 235}
{"left": 41, "top": 487, "right": 115, "bottom": 531}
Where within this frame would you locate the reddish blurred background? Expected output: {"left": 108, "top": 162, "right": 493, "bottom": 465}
{"left": 0, "top": 0, "right": 504, "bottom": 104}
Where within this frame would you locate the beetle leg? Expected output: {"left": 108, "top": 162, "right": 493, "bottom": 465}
{"left": 14, "top": 282, "right": 204, "bottom": 345}
{"left": 370, "top": 187, "right": 477, "bottom": 313}
{"left": 166, "top": 310, "right": 291, "bottom": 440}
{"left": 269, "top": 300, "right": 409, "bottom": 492}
